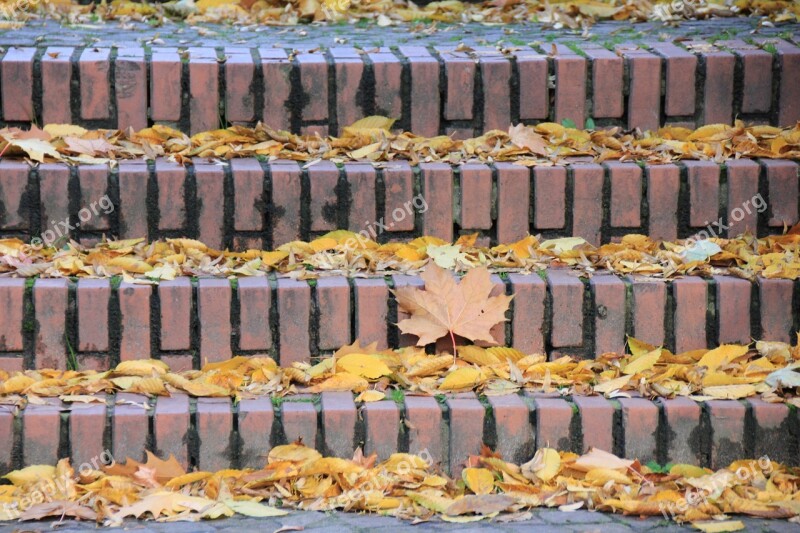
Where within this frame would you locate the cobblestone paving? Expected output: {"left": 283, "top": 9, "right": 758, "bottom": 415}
{"left": 1, "top": 510, "right": 798, "bottom": 532}
{"left": 0, "top": 18, "right": 795, "bottom": 48}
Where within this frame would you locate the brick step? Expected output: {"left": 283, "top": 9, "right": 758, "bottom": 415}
{"left": 4, "top": 392, "right": 797, "bottom": 475}
{"left": 1, "top": 271, "right": 797, "bottom": 371}
{"left": 1, "top": 38, "right": 798, "bottom": 134}
{"left": 1, "top": 158, "right": 798, "bottom": 249}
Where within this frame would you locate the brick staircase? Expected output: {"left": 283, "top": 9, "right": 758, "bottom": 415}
{"left": 0, "top": 20, "right": 799, "bottom": 473}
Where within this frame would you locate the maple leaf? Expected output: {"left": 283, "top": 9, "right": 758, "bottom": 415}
{"left": 392, "top": 264, "right": 512, "bottom": 354}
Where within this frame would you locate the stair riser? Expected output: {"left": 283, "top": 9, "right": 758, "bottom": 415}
{"left": 0, "top": 159, "right": 797, "bottom": 249}
{"left": 1, "top": 40, "right": 798, "bottom": 133}
{"left": 4, "top": 393, "right": 797, "bottom": 474}
{"left": 0, "top": 273, "right": 797, "bottom": 371}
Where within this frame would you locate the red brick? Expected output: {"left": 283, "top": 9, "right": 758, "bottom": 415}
{"left": 571, "top": 163, "right": 603, "bottom": 245}
{"left": 238, "top": 277, "right": 272, "bottom": 352}
{"left": 630, "top": 278, "right": 666, "bottom": 347}
{"left": 772, "top": 40, "right": 800, "bottom": 126}
{"left": 281, "top": 400, "right": 317, "bottom": 446}
{"left": 161, "top": 355, "right": 194, "bottom": 372}
{"left": 487, "top": 395, "right": 533, "bottom": 463}
{"left": 507, "top": 274, "right": 546, "bottom": 354}
{"left": 150, "top": 49, "right": 182, "bottom": 122}
{"left": 533, "top": 166, "right": 566, "bottom": 230}
{"left": 399, "top": 47, "right": 440, "bottom": 137}
{"left": 762, "top": 160, "right": 798, "bottom": 227}
{"left": 517, "top": 51, "right": 548, "bottom": 120}
{"left": 748, "top": 398, "right": 795, "bottom": 465}
{"left": 301, "top": 124, "right": 329, "bottom": 137}
{"left": 41, "top": 47, "right": 73, "bottom": 124}
{"left": 437, "top": 49, "right": 474, "bottom": 121}
{"left": 684, "top": 161, "right": 720, "bottom": 229}
{"left": 553, "top": 49, "right": 586, "bottom": 128}
{"left": 0, "top": 357, "right": 23, "bottom": 373}
{"left": 421, "top": 163, "right": 453, "bottom": 241}
{"left": 224, "top": 48, "right": 255, "bottom": 123}
{"left": 238, "top": 397, "right": 274, "bottom": 468}
{"left": 404, "top": 396, "right": 443, "bottom": 466}
{"left": 308, "top": 161, "right": 340, "bottom": 233}
{"left": 159, "top": 278, "right": 192, "bottom": 351}
{"left": 118, "top": 282, "right": 151, "bottom": 361}
{"left": 701, "top": 51, "right": 735, "bottom": 125}
{"left": 383, "top": 162, "right": 415, "bottom": 232}
{"left": 77, "top": 279, "right": 109, "bottom": 352}
{"left": 672, "top": 277, "right": 707, "bottom": 353}
{"left": 79, "top": 48, "right": 110, "bottom": 120}
{"left": 546, "top": 269, "right": 584, "bottom": 349}
{"left": 393, "top": 275, "right": 425, "bottom": 348}
{"left": 719, "top": 41, "right": 772, "bottom": 114}
{"left": 0, "top": 279, "right": 24, "bottom": 352}
{"left": 320, "top": 392, "right": 356, "bottom": 458}
{"left": 23, "top": 400, "right": 61, "bottom": 466}
{"left": 706, "top": 400, "right": 745, "bottom": 468}
{"left": 650, "top": 42, "right": 696, "bottom": 117}
{"left": 297, "top": 51, "right": 328, "bottom": 122}
{"left": 459, "top": 163, "right": 492, "bottom": 230}
{"left": 196, "top": 398, "right": 233, "bottom": 471}
{"left": 112, "top": 393, "right": 149, "bottom": 463}
{"left": 155, "top": 159, "right": 186, "bottom": 231}
{"left": 620, "top": 48, "right": 662, "bottom": 131}
{"left": 229, "top": 158, "right": 264, "bottom": 236}
{"left": 345, "top": 163, "right": 377, "bottom": 234}
{"left": 495, "top": 163, "right": 530, "bottom": 243}
{"left": 606, "top": 162, "right": 642, "bottom": 228}
{"left": 77, "top": 165, "right": 110, "bottom": 231}
{"left": 446, "top": 394, "right": 484, "bottom": 476}
{"left": 189, "top": 48, "right": 219, "bottom": 134}
{"left": 154, "top": 394, "right": 190, "bottom": 467}
{"left": 369, "top": 50, "right": 402, "bottom": 120}
{"left": 446, "top": 126, "right": 473, "bottom": 141}
{"left": 38, "top": 164, "right": 70, "bottom": 241}
{"left": 480, "top": 56, "right": 511, "bottom": 130}
{"left": 618, "top": 397, "right": 658, "bottom": 462}
{"left": 192, "top": 162, "right": 225, "bottom": 249}
{"left": 659, "top": 397, "right": 702, "bottom": 465}
{"left": 77, "top": 356, "right": 109, "bottom": 371}
{"left": 1, "top": 47, "right": 35, "bottom": 121}
{"left": 198, "top": 278, "right": 232, "bottom": 364}
{"left": 117, "top": 160, "right": 149, "bottom": 239}
{"left": 725, "top": 159, "right": 760, "bottom": 236}
{"left": 0, "top": 161, "right": 30, "bottom": 230}
{"left": 591, "top": 275, "right": 626, "bottom": 356}
{"left": 34, "top": 279, "right": 68, "bottom": 369}
{"left": 533, "top": 397, "right": 573, "bottom": 450}
{"left": 261, "top": 48, "right": 291, "bottom": 130}
{"left": 646, "top": 164, "right": 680, "bottom": 241}
{"left": 758, "top": 278, "right": 794, "bottom": 343}
{"left": 331, "top": 49, "right": 364, "bottom": 133}
{"left": 362, "top": 401, "right": 400, "bottom": 461}
{"left": 0, "top": 407, "right": 13, "bottom": 472}
{"left": 271, "top": 161, "right": 302, "bottom": 246}
{"left": 69, "top": 398, "right": 106, "bottom": 468}
{"left": 316, "top": 277, "right": 350, "bottom": 351}
{"left": 354, "top": 278, "right": 388, "bottom": 349}
{"left": 714, "top": 276, "right": 751, "bottom": 345}
{"left": 584, "top": 47, "right": 623, "bottom": 119}
{"left": 277, "top": 279, "right": 311, "bottom": 366}
{"left": 115, "top": 48, "right": 147, "bottom": 131}
{"left": 572, "top": 396, "right": 614, "bottom": 453}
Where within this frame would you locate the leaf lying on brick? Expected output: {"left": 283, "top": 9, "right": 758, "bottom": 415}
{"left": 0, "top": 335, "right": 798, "bottom": 405}
{"left": 1, "top": 444, "right": 799, "bottom": 526}
{"left": 1, "top": 120, "right": 800, "bottom": 166}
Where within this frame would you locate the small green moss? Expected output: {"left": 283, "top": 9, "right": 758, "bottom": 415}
{"left": 390, "top": 388, "right": 405, "bottom": 404}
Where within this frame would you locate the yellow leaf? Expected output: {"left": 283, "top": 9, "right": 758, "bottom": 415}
{"left": 669, "top": 464, "right": 709, "bottom": 478}
{"left": 108, "top": 256, "right": 153, "bottom": 273}
{"left": 593, "top": 375, "right": 631, "bottom": 394}
{"left": 344, "top": 115, "right": 396, "bottom": 132}
{"left": 114, "top": 359, "right": 169, "bottom": 376}
{"left": 164, "top": 471, "right": 213, "bottom": 488}
{"left": 622, "top": 348, "right": 661, "bottom": 375}
{"left": 697, "top": 344, "right": 749, "bottom": 372}
{"left": 268, "top": 444, "right": 321, "bottom": 465}
{"left": 522, "top": 448, "right": 560, "bottom": 482}
{"left": 627, "top": 336, "right": 656, "bottom": 357}
{"left": 307, "top": 372, "right": 368, "bottom": 393}
{"left": 43, "top": 124, "right": 88, "bottom": 138}
{"left": 702, "top": 384, "right": 757, "bottom": 399}
{"left": 584, "top": 468, "right": 631, "bottom": 485}
{"left": 223, "top": 499, "right": 289, "bottom": 517}
{"left": 4, "top": 465, "right": 56, "bottom": 486}
{"left": 539, "top": 237, "right": 587, "bottom": 254}
{"left": 355, "top": 390, "right": 386, "bottom": 403}
{"left": 692, "top": 521, "right": 745, "bottom": 532}
{"left": 462, "top": 467, "right": 495, "bottom": 495}
{"left": 336, "top": 353, "right": 393, "bottom": 380}
{"left": 439, "top": 367, "right": 482, "bottom": 391}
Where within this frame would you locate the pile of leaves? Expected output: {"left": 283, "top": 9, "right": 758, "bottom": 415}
{"left": 1, "top": 265, "right": 799, "bottom": 407}
{"left": 2, "top": 119, "right": 800, "bottom": 166}
{"left": 2, "top": 226, "right": 800, "bottom": 282}
{"left": 1, "top": 445, "right": 799, "bottom": 528}
{"left": 3, "top": 0, "right": 798, "bottom": 28}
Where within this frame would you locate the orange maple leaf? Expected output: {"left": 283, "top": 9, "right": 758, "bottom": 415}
{"left": 392, "top": 264, "right": 512, "bottom": 351}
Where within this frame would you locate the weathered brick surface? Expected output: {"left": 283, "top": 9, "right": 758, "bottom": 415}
{"left": 533, "top": 166, "right": 566, "bottom": 230}
{"left": 0, "top": 279, "right": 24, "bottom": 352}
{"left": 23, "top": 400, "right": 62, "bottom": 466}
{"left": 532, "top": 397, "right": 573, "bottom": 451}
{"left": 41, "top": 47, "right": 73, "bottom": 124}
{"left": 758, "top": 278, "right": 794, "bottom": 343}
{"left": 591, "top": 274, "right": 626, "bottom": 355}
{"left": 354, "top": 278, "right": 388, "bottom": 349}
{"left": 238, "top": 277, "right": 272, "bottom": 352}
{"left": 446, "top": 395, "right": 484, "bottom": 476}
{"left": 650, "top": 42, "right": 697, "bottom": 118}
{"left": 79, "top": 48, "right": 111, "bottom": 120}
{"left": 34, "top": 279, "right": 68, "bottom": 370}
{"left": 660, "top": 397, "right": 702, "bottom": 465}
{"left": 115, "top": 48, "right": 147, "bottom": 130}
{"left": 714, "top": 276, "right": 751, "bottom": 345}
{"left": 198, "top": 278, "right": 232, "bottom": 364}
{"left": 507, "top": 274, "right": 546, "bottom": 354}
{"left": 553, "top": 46, "right": 586, "bottom": 128}
{"left": 2, "top": 47, "right": 36, "bottom": 121}
{"left": 277, "top": 279, "right": 311, "bottom": 366}
{"left": 762, "top": 160, "right": 799, "bottom": 228}
{"left": 320, "top": 392, "right": 356, "bottom": 458}
{"left": 188, "top": 48, "right": 219, "bottom": 134}
{"left": 196, "top": 398, "right": 233, "bottom": 471}
{"left": 487, "top": 394, "right": 534, "bottom": 464}
{"left": 154, "top": 394, "right": 190, "bottom": 467}
{"left": 706, "top": 400, "right": 746, "bottom": 468}
{"left": 546, "top": 269, "right": 584, "bottom": 350}
{"left": 238, "top": 397, "right": 273, "bottom": 468}
{"left": 69, "top": 399, "right": 107, "bottom": 468}
{"left": 572, "top": 396, "right": 614, "bottom": 453}
{"left": 159, "top": 278, "right": 192, "bottom": 352}
{"left": 118, "top": 282, "right": 151, "bottom": 361}
{"left": 618, "top": 397, "right": 658, "bottom": 463}
{"left": 495, "top": 163, "right": 530, "bottom": 243}
{"left": 282, "top": 400, "right": 318, "bottom": 447}
{"left": 459, "top": 164, "right": 492, "bottom": 230}
{"left": 77, "top": 279, "right": 110, "bottom": 352}
{"left": 420, "top": 163, "right": 454, "bottom": 241}
{"left": 316, "top": 277, "right": 350, "bottom": 351}
{"left": 193, "top": 162, "right": 225, "bottom": 249}
{"left": 362, "top": 401, "right": 400, "bottom": 461}
{"left": 0, "top": 407, "right": 13, "bottom": 474}
{"left": 672, "top": 277, "right": 707, "bottom": 353}
{"left": 646, "top": 164, "right": 680, "bottom": 241}
{"left": 572, "top": 163, "right": 604, "bottom": 245}
{"left": 606, "top": 162, "right": 642, "bottom": 228}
